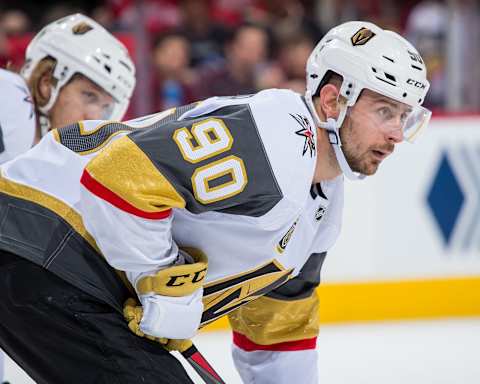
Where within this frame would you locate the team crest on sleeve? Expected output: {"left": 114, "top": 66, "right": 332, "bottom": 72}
{"left": 291, "top": 113, "right": 316, "bottom": 157}
{"left": 351, "top": 27, "right": 376, "bottom": 46}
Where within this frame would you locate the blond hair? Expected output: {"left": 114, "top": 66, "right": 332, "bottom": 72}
{"left": 24, "top": 57, "right": 58, "bottom": 108}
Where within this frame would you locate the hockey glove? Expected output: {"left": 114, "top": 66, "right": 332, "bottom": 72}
{"left": 123, "top": 298, "right": 193, "bottom": 352}
{"left": 126, "top": 247, "right": 207, "bottom": 340}
{"left": 124, "top": 298, "right": 227, "bottom": 384}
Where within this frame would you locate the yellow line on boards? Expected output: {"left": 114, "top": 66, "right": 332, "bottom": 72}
{"left": 200, "top": 276, "right": 480, "bottom": 332}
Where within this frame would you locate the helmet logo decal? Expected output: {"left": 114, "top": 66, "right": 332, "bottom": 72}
{"left": 72, "top": 22, "right": 93, "bottom": 35}
{"left": 351, "top": 27, "right": 376, "bottom": 46}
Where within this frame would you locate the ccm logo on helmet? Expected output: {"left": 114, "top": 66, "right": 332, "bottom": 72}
{"left": 407, "top": 79, "right": 426, "bottom": 89}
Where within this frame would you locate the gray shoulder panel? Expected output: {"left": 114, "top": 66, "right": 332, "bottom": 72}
{"left": 129, "top": 103, "right": 283, "bottom": 217}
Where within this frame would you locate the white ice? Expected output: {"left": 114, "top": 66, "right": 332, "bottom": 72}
{"left": 4, "top": 318, "right": 480, "bottom": 383}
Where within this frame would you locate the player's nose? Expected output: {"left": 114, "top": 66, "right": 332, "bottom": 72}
{"left": 387, "top": 127, "right": 403, "bottom": 144}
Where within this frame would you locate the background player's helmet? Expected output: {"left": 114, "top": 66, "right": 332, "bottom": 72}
{"left": 22, "top": 13, "right": 136, "bottom": 121}
{"left": 305, "top": 21, "right": 431, "bottom": 179}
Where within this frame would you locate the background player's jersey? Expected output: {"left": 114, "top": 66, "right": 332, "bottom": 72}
{"left": 0, "top": 69, "right": 35, "bottom": 164}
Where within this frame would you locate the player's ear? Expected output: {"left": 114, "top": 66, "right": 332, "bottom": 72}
{"left": 318, "top": 83, "right": 340, "bottom": 120}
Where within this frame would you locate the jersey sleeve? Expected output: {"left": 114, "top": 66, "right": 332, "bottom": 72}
{"left": 0, "top": 69, "right": 35, "bottom": 164}
{"left": 79, "top": 100, "right": 284, "bottom": 273}
{"left": 79, "top": 134, "right": 182, "bottom": 273}
{"left": 228, "top": 252, "right": 327, "bottom": 384}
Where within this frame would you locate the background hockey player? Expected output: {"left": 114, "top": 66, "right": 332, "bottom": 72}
{"left": 0, "top": 13, "right": 135, "bottom": 383}
{"left": 0, "top": 13, "right": 135, "bottom": 163}
{"left": 0, "top": 21, "right": 430, "bottom": 383}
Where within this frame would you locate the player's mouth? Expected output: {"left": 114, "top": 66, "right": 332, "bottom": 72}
{"left": 371, "top": 148, "right": 392, "bottom": 161}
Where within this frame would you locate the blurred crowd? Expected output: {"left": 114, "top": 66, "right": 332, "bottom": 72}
{"left": 1, "top": 0, "right": 477, "bottom": 116}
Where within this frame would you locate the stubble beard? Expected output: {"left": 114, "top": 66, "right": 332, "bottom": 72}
{"left": 343, "top": 143, "right": 379, "bottom": 175}
{"left": 339, "top": 119, "right": 380, "bottom": 176}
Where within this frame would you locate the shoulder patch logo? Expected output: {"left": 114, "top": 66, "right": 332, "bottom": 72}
{"left": 291, "top": 113, "right": 316, "bottom": 157}
{"left": 351, "top": 27, "right": 376, "bottom": 46}
{"left": 276, "top": 219, "right": 298, "bottom": 254}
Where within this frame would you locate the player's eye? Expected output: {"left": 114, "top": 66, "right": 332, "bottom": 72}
{"left": 377, "top": 106, "right": 393, "bottom": 120}
{"left": 82, "top": 91, "right": 99, "bottom": 103}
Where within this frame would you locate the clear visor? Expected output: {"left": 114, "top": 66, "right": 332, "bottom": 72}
{"left": 110, "top": 98, "right": 129, "bottom": 121}
{"left": 72, "top": 74, "right": 127, "bottom": 121}
{"left": 77, "top": 91, "right": 121, "bottom": 120}
{"left": 402, "top": 106, "right": 432, "bottom": 143}
{"left": 101, "top": 102, "right": 116, "bottom": 120}
{"left": 347, "top": 95, "right": 432, "bottom": 144}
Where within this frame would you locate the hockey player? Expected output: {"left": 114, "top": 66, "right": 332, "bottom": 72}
{"left": 0, "top": 13, "right": 135, "bottom": 162}
{"left": 0, "top": 13, "right": 135, "bottom": 383}
{"left": 0, "top": 21, "right": 430, "bottom": 383}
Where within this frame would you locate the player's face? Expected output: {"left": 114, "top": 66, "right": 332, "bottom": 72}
{"left": 339, "top": 89, "right": 409, "bottom": 175}
{"left": 49, "top": 75, "right": 114, "bottom": 129}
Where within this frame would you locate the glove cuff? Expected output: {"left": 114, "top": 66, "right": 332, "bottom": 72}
{"left": 127, "top": 248, "right": 208, "bottom": 297}
{"left": 140, "top": 289, "right": 204, "bottom": 339}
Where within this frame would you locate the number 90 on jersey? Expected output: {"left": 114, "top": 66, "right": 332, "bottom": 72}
{"left": 173, "top": 118, "right": 248, "bottom": 204}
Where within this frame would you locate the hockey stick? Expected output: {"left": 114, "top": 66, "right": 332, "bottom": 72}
{"left": 182, "top": 344, "right": 226, "bottom": 384}
{"left": 123, "top": 299, "right": 224, "bottom": 382}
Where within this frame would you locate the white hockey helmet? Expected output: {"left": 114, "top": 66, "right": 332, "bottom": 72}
{"left": 305, "top": 21, "right": 431, "bottom": 179}
{"left": 22, "top": 13, "right": 136, "bottom": 121}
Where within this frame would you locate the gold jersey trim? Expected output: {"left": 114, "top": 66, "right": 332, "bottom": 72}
{"left": 84, "top": 135, "right": 186, "bottom": 214}
{"left": 228, "top": 291, "right": 319, "bottom": 345}
{"left": 201, "top": 259, "right": 293, "bottom": 326}
{"left": 0, "top": 172, "right": 98, "bottom": 251}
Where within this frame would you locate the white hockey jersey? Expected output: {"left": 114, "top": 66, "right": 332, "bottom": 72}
{"left": 0, "top": 89, "right": 343, "bottom": 384}
{"left": 0, "top": 68, "right": 35, "bottom": 164}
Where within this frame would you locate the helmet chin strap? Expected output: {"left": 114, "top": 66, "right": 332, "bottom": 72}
{"left": 305, "top": 90, "right": 366, "bottom": 181}
{"left": 37, "top": 83, "right": 60, "bottom": 136}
